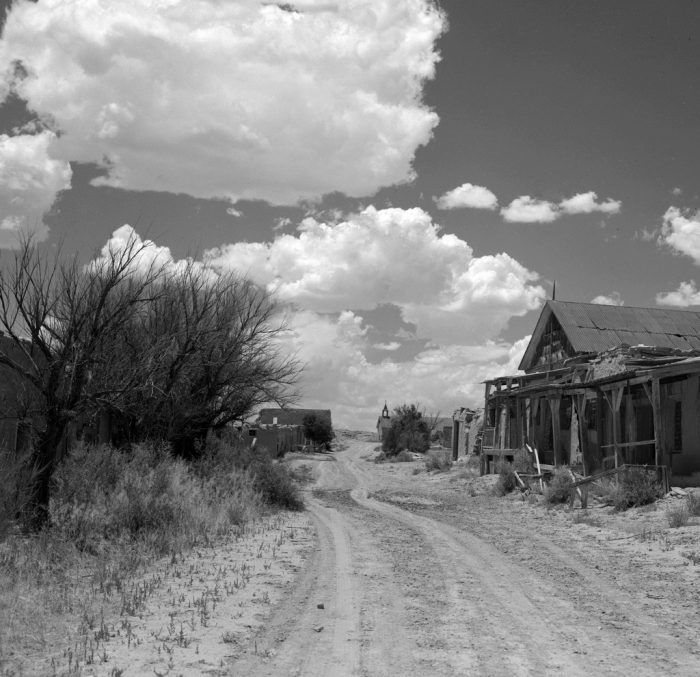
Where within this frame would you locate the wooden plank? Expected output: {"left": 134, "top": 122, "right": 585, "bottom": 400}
{"left": 525, "top": 443, "right": 544, "bottom": 491}
{"left": 574, "top": 394, "right": 589, "bottom": 476}
{"left": 549, "top": 396, "right": 561, "bottom": 466}
{"left": 651, "top": 378, "right": 663, "bottom": 467}
{"left": 596, "top": 389, "right": 604, "bottom": 473}
{"left": 600, "top": 439, "right": 655, "bottom": 449}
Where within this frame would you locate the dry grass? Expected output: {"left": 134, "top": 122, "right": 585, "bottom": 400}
{"left": 544, "top": 467, "right": 574, "bottom": 504}
{"left": 667, "top": 503, "right": 691, "bottom": 528}
{"left": 424, "top": 450, "right": 452, "bottom": 472}
{"left": 0, "top": 439, "right": 305, "bottom": 675}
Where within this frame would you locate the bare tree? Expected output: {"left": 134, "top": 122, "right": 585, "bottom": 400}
{"left": 0, "top": 234, "right": 166, "bottom": 526}
{"left": 107, "top": 261, "right": 301, "bottom": 455}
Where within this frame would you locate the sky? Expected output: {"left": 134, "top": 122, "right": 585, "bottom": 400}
{"left": 1, "top": 0, "right": 700, "bottom": 429}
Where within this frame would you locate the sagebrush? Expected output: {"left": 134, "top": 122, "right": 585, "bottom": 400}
{"left": 425, "top": 450, "right": 452, "bottom": 472}
{"left": 544, "top": 467, "right": 573, "bottom": 504}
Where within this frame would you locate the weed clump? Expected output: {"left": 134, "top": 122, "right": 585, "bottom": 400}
{"left": 425, "top": 450, "right": 452, "bottom": 472}
{"left": 667, "top": 503, "right": 690, "bottom": 528}
{"left": 602, "top": 468, "right": 663, "bottom": 511}
{"left": 544, "top": 467, "right": 574, "bottom": 504}
{"left": 51, "top": 442, "right": 264, "bottom": 555}
{"left": 686, "top": 491, "right": 700, "bottom": 516}
{"left": 495, "top": 463, "right": 517, "bottom": 496}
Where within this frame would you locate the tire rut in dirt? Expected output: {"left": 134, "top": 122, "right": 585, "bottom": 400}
{"left": 228, "top": 498, "right": 360, "bottom": 676}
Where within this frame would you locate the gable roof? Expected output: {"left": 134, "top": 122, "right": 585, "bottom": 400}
{"left": 257, "top": 408, "right": 332, "bottom": 426}
{"left": 519, "top": 300, "right": 700, "bottom": 371}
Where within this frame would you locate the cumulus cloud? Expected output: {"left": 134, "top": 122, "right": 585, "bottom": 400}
{"left": 283, "top": 309, "right": 532, "bottom": 428}
{"left": 656, "top": 281, "right": 700, "bottom": 307}
{"left": 590, "top": 292, "right": 624, "bottom": 306}
{"left": 90, "top": 224, "right": 216, "bottom": 283}
{"left": 0, "top": 130, "right": 72, "bottom": 247}
{"left": 559, "top": 191, "right": 621, "bottom": 215}
{"left": 434, "top": 183, "right": 498, "bottom": 210}
{"left": 95, "top": 214, "right": 544, "bottom": 428}
{"left": 373, "top": 342, "right": 401, "bottom": 351}
{"left": 658, "top": 207, "right": 700, "bottom": 264}
{"left": 204, "top": 205, "right": 545, "bottom": 344}
{"left": 500, "top": 196, "right": 559, "bottom": 223}
{"left": 501, "top": 191, "right": 622, "bottom": 224}
{"left": 0, "top": 0, "right": 444, "bottom": 206}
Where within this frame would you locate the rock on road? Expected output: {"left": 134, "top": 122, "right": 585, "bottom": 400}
{"left": 230, "top": 438, "right": 700, "bottom": 676}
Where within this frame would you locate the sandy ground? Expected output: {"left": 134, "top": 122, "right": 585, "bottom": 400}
{"left": 6, "top": 434, "right": 700, "bottom": 676}
{"left": 232, "top": 434, "right": 700, "bottom": 677}
{"left": 1, "top": 513, "right": 315, "bottom": 677}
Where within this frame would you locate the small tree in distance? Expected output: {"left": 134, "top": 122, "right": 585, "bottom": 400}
{"left": 302, "top": 413, "right": 334, "bottom": 450}
{"left": 382, "top": 403, "right": 430, "bottom": 456}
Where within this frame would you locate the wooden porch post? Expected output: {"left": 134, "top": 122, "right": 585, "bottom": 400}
{"left": 595, "top": 389, "right": 604, "bottom": 472}
{"left": 625, "top": 386, "right": 637, "bottom": 464}
{"left": 549, "top": 396, "right": 561, "bottom": 466}
{"left": 605, "top": 386, "right": 625, "bottom": 469}
{"left": 651, "top": 378, "right": 664, "bottom": 468}
{"left": 574, "top": 394, "right": 589, "bottom": 476}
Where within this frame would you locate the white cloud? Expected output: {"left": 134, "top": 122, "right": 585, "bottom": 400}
{"left": 226, "top": 207, "right": 243, "bottom": 218}
{"left": 90, "top": 224, "right": 215, "bottom": 282}
{"left": 658, "top": 206, "right": 700, "bottom": 264}
{"left": 282, "top": 308, "right": 532, "bottom": 428}
{"left": 672, "top": 187, "right": 683, "bottom": 196}
{"left": 500, "top": 191, "right": 622, "bottom": 224}
{"left": 373, "top": 342, "right": 401, "bottom": 351}
{"left": 434, "top": 183, "right": 498, "bottom": 210}
{"left": 0, "top": 130, "right": 72, "bottom": 247}
{"left": 274, "top": 217, "right": 293, "bottom": 231}
{"left": 656, "top": 281, "right": 700, "bottom": 307}
{"left": 559, "top": 191, "right": 621, "bottom": 215}
{"left": 590, "top": 291, "right": 624, "bottom": 306}
{"left": 500, "top": 196, "right": 559, "bottom": 223}
{"left": 204, "top": 206, "right": 545, "bottom": 344}
{"left": 0, "top": 0, "right": 444, "bottom": 205}
{"left": 96, "top": 215, "right": 544, "bottom": 428}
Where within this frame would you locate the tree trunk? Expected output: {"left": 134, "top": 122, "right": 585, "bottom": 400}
{"left": 28, "top": 420, "right": 65, "bottom": 529}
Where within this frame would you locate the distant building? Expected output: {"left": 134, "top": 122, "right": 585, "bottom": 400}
{"left": 451, "top": 407, "right": 478, "bottom": 460}
{"left": 257, "top": 408, "right": 332, "bottom": 428}
{"left": 254, "top": 408, "right": 332, "bottom": 454}
{"left": 431, "top": 417, "right": 454, "bottom": 448}
{"left": 376, "top": 402, "right": 392, "bottom": 442}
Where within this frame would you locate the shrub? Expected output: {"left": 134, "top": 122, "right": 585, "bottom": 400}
{"left": 667, "top": 503, "right": 690, "bottom": 528}
{"left": 425, "top": 450, "right": 452, "bottom": 472}
{"left": 544, "top": 467, "right": 574, "bottom": 504}
{"left": 495, "top": 463, "right": 517, "bottom": 496}
{"left": 382, "top": 404, "right": 430, "bottom": 456}
{"left": 395, "top": 450, "right": 414, "bottom": 463}
{"left": 199, "top": 438, "right": 304, "bottom": 511}
{"left": 513, "top": 448, "right": 535, "bottom": 474}
{"left": 686, "top": 492, "right": 700, "bottom": 516}
{"left": 606, "top": 468, "right": 663, "bottom": 511}
{"left": 302, "top": 414, "right": 334, "bottom": 450}
{"left": 50, "top": 442, "right": 264, "bottom": 555}
{"left": 0, "top": 447, "right": 41, "bottom": 537}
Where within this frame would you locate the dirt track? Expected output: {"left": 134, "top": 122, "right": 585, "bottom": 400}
{"left": 231, "top": 438, "right": 700, "bottom": 677}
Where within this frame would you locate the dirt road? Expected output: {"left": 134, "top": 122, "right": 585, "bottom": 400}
{"left": 230, "top": 438, "right": 700, "bottom": 676}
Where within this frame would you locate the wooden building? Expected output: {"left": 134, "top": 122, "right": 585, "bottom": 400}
{"left": 483, "top": 301, "right": 700, "bottom": 484}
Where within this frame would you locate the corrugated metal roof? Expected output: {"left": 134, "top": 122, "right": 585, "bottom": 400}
{"left": 519, "top": 301, "right": 700, "bottom": 371}
{"left": 550, "top": 301, "right": 700, "bottom": 353}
